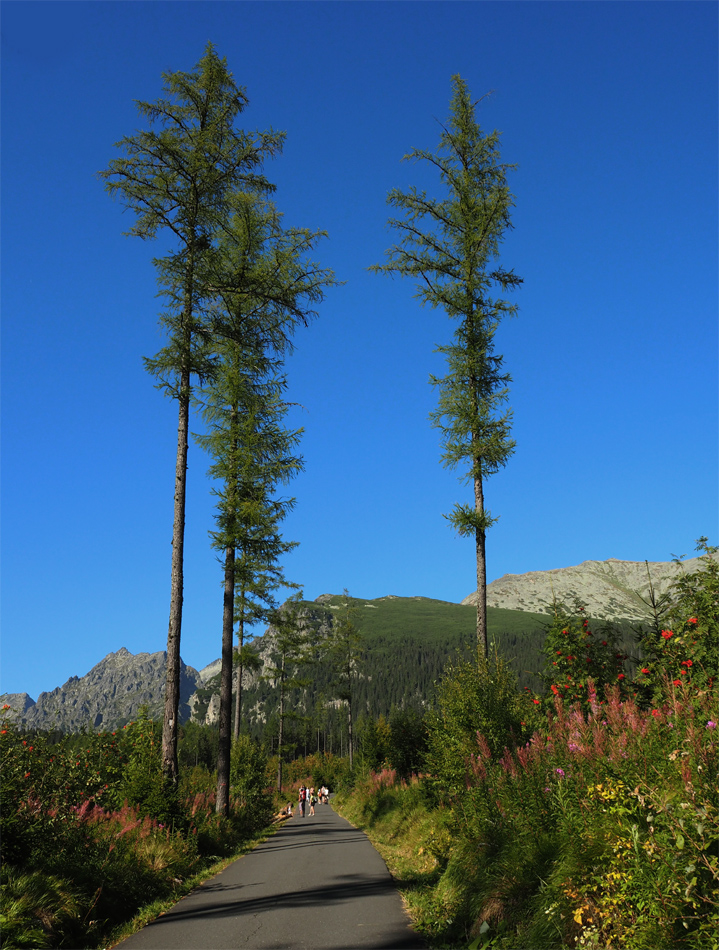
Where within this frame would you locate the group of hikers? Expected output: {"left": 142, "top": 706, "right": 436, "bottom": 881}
{"left": 285, "top": 784, "right": 329, "bottom": 819}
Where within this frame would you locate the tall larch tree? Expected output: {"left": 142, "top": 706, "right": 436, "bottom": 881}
{"left": 371, "top": 76, "right": 522, "bottom": 656}
{"left": 196, "top": 193, "right": 336, "bottom": 814}
{"left": 101, "top": 45, "right": 283, "bottom": 781}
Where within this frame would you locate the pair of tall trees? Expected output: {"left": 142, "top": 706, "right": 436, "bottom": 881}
{"left": 103, "top": 45, "right": 334, "bottom": 789}
{"left": 373, "top": 78, "right": 522, "bottom": 656}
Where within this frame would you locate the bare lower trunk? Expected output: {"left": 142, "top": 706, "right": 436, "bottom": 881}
{"left": 474, "top": 471, "right": 488, "bottom": 658}
{"left": 216, "top": 545, "right": 235, "bottom": 816}
{"left": 233, "top": 618, "right": 244, "bottom": 741}
{"left": 276, "top": 658, "right": 285, "bottom": 792}
{"left": 162, "top": 378, "right": 190, "bottom": 782}
{"left": 348, "top": 697, "right": 353, "bottom": 769}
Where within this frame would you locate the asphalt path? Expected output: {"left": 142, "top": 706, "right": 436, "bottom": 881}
{"left": 116, "top": 801, "right": 424, "bottom": 949}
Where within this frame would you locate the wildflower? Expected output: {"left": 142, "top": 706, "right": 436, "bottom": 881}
{"left": 1, "top": 730, "right": 6, "bottom": 735}
{"left": 555, "top": 767, "right": 565, "bottom": 777}
{"left": 681, "top": 660, "right": 693, "bottom": 667}
{"left": 556, "top": 650, "right": 562, "bottom": 655}
{"left": 532, "top": 699, "right": 541, "bottom": 705}
{"left": 661, "top": 630, "right": 673, "bottom": 640}
{"left": 551, "top": 685, "right": 559, "bottom": 695}
{"left": 2, "top": 704, "right": 10, "bottom": 710}
{"left": 651, "top": 710, "right": 661, "bottom": 718}
{"left": 706, "top": 721, "right": 717, "bottom": 730}
{"left": 601, "top": 640, "right": 608, "bottom": 646}
{"left": 617, "top": 673, "right": 625, "bottom": 680}
{"left": 687, "top": 617, "right": 698, "bottom": 625}
{"left": 24, "top": 772, "right": 30, "bottom": 778}
{"left": 672, "top": 679, "right": 681, "bottom": 686}
{"left": 641, "top": 668, "right": 650, "bottom": 674}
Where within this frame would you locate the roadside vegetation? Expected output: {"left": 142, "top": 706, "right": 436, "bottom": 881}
{"left": 0, "top": 713, "right": 275, "bottom": 949}
{"left": 2, "top": 548, "right": 715, "bottom": 949}
{"left": 332, "top": 546, "right": 718, "bottom": 949}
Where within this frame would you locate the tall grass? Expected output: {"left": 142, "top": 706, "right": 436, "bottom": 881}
{"left": 0, "top": 713, "right": 274, "bottom": 949}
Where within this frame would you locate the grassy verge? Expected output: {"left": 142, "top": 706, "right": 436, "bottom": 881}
{"left": 333, "top": 776, "right": 459, "bottom": 948}
{"left": 102, "top": 818, "right": 280, "bottom": 949}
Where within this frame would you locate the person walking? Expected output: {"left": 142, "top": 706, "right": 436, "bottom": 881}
{"left": 298, "top": 785, "right": 306, "bottom": 818}
{"left": 309, "top": 787, "right": 316, "bottom": 816}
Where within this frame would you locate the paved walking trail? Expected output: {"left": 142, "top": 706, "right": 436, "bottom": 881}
{"left": 116, "top": 801, "right": 423, "bottom": 949}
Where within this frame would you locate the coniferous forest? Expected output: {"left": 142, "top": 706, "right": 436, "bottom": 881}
{"left": 2, "top": 43, "right": 717, "bottom": 950}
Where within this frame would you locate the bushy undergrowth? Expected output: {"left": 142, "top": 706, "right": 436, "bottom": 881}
{"left": 0, "top": 713, "right": 274, "bottom": 949}
{"left": 334, "top": 547, "right": 719, "bottom": 949}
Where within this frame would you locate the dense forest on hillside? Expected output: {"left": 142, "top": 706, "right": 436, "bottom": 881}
{"left": 189, "top": 595, "right": 637, "bottom": 758}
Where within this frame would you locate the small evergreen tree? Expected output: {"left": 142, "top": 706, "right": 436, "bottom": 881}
{"left": 538, "top": 601, "right": 627, "bottom": 715}
{"left": 264, "top": 595, "right": 312, "bottom": 791}
{"left": 634, "top": 539, "right": 719, "bottom": 707}
{"left": 372, "top": 76, "right": 522, "bottom": 656}
{"left": 325, "top": 592, "right": 364, "bottom": 769}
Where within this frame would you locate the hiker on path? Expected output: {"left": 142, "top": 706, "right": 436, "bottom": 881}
{"left": 309, "top": 788, "right": 316, "bottom": 816}
{"left": 298, "top": 785, "right": 306, "bottom": 818}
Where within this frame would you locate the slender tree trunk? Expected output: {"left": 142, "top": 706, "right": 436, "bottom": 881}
{"left": 216, "top": 544, "right": 235, "bottom": 815}
{"left": 162, "top": 371, "right": 190, "bottom": 782}
{"left": 276, "top": 657, "right": 285, "bottom": 792}
{"left": 348, "top": 696, "right": 353, "bottom": 769}
{"left": 233, "top": 617, "right": 244, "bottom": 741}
{"left": 474, "top": 469, "right": 488, "bottom": 658}
{"left": 161, "top": 245, "right": 197, "bottom": 784}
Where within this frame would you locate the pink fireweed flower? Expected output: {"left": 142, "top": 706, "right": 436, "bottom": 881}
{"left": 706, "top": 721, "right": 717, "bottom": 730}
{"left": 555, "top": 767, "right": 565, "bottom": 777}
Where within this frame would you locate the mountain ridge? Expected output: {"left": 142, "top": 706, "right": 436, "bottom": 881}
{"left": 463, "top": 553, "right": 716, "bottom": 620}
{"left": 4, "top": 554, "right": 712, "bottom": 734}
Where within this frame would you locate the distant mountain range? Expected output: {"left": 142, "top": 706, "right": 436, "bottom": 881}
{"left": 3, "top": 554, "right": 712, "bottom": 734}
{"left": 464, "top": 553, "right": 715, "bottom": 621}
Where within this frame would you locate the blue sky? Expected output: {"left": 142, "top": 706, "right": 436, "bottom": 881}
{"left": 2, "top": 1, "right": 717, "bottom": 701}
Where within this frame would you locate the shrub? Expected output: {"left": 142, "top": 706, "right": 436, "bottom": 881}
{"left": 425, "top": 654, "right": 526, "bottom": 795}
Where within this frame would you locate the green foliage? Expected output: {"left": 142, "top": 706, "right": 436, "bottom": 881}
{"left": 387, "top": 708, "right": 428, "bottom": 781}
{"left": 109, "top": 713, "right": 182, "bottom": 825}
{"left": 634, "top": 544, "right": 719, "bottom": 708}
{"left": 0, "top": 704, "right": 277, "bottom": 949}
{"left": 0, "top": 869, "right": 82, "bottom": 950}
{"left": 372, "top": 75, "right": 522, "bottom": 655}
{"left": 359, "top": 714, "right": 392, "bottom": 772}
{"left": 538, "top": 602, "right": 627, "bottom": 715}
{"left": 425, "top": 654, "right": 527, "bottom": 795}
{"left": 230, "top": 735, "right": 272, "bottom": 820}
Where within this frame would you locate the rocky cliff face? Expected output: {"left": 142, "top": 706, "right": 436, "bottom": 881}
{"left": 462, "top": 554, "right": 717, "bottom": 621}
{"left": 1, "top": 648, "right": 202, "bottom": 733}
